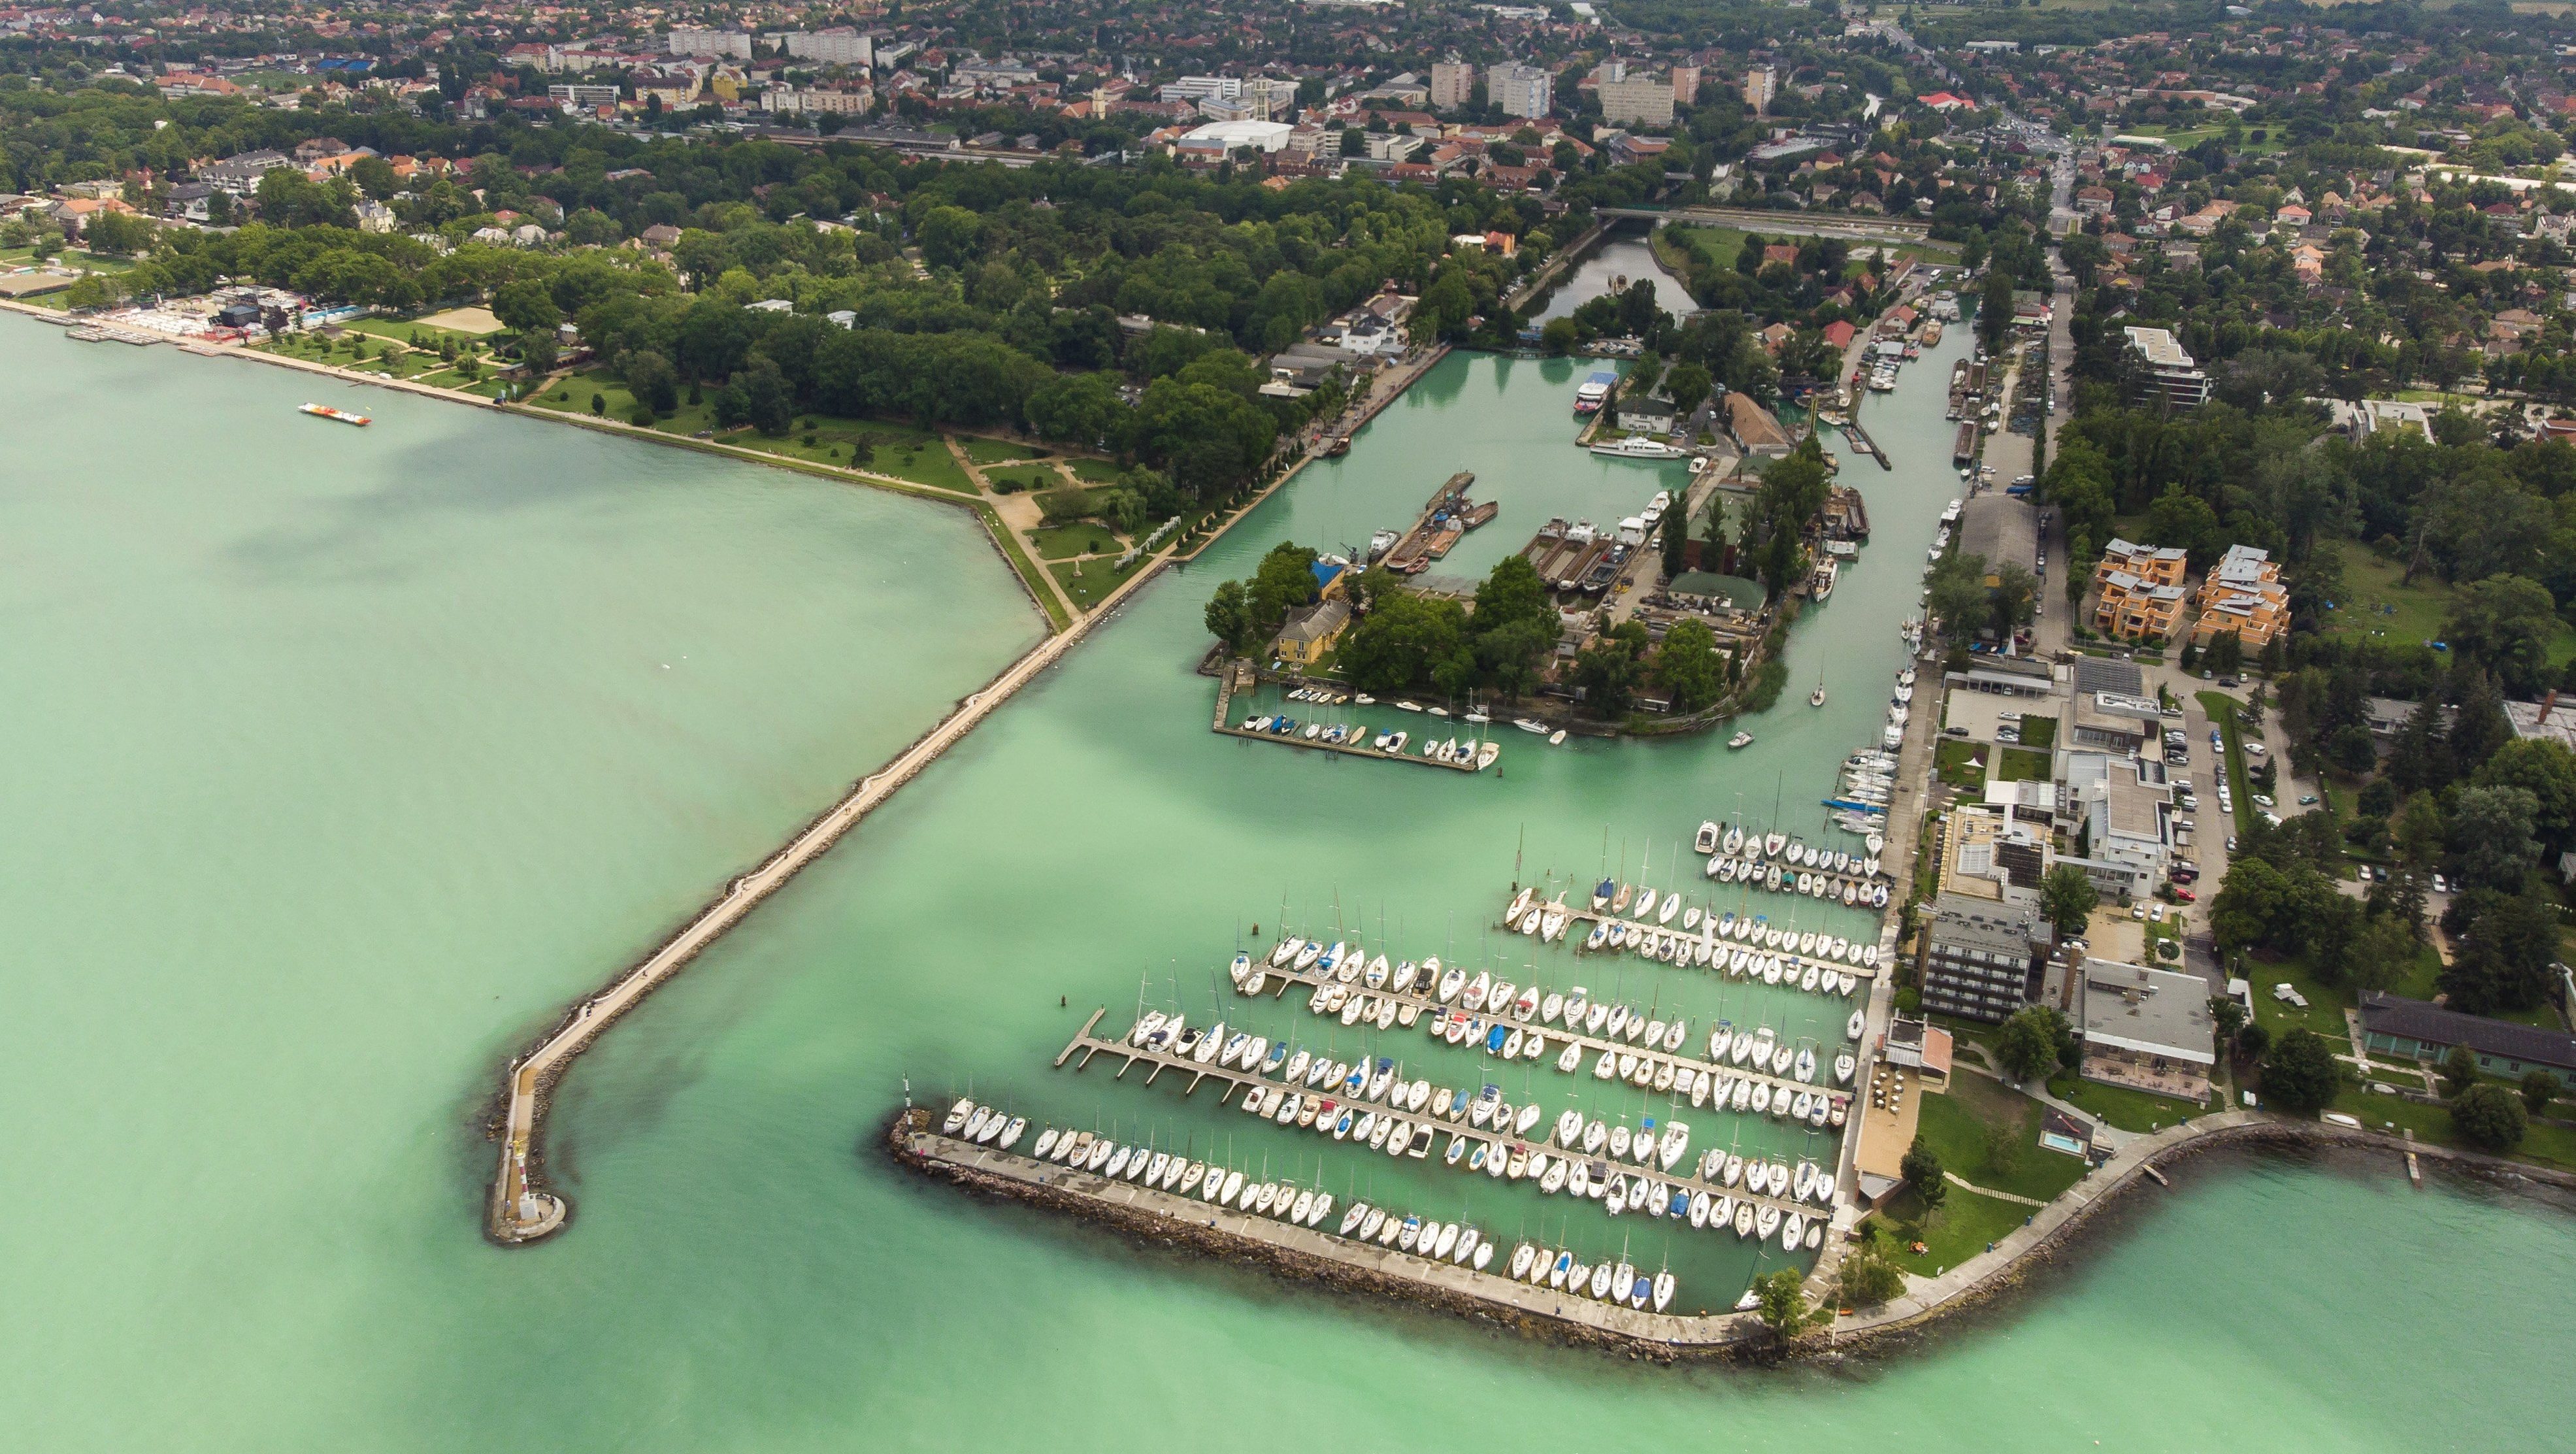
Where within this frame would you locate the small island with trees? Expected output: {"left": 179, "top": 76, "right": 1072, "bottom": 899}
{"left": 1200, "top": 435, "right": 1848, "bottom": 735}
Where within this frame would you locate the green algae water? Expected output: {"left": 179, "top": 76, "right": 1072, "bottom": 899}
{"left": 3, "top": 316, "right": 2569, "bottom": 1451}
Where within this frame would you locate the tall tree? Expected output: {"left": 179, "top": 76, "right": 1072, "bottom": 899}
{"left": 2260, "top": 1028, "right": 2341, "bottom": 1114}
{"left": 2039, "top": 864, "right": 2098, "bottom": 938}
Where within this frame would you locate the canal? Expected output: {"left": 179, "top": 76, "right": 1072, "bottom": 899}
{"left": 3, "top": 304, "right": 2571, "bottom": 1453}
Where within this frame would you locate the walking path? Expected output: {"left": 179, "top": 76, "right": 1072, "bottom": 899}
{"left": 1943, "top": 1170, "right": 2047, "bottom": 1208}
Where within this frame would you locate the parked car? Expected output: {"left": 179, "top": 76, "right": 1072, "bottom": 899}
{"left": 2173, "top": 886, "right": 2196, "bottom": 902}
{"left": 2433, "top": 873, "right": 2450, "bottom": 893}
{"left": 2228, "top": 836, "right": 2239, "bottom": 853}
{"left": 2298, "top": 794, "right": 2318, "bottom": 806}
{"left": 1945, "top": 725, "right": 1970, "bottom": 737}
{"left": 2243, "top": 741, "right": 2266, "bottom": 757}
{"left": 2253, "top": 793, "right": 2275, "bottom": 808}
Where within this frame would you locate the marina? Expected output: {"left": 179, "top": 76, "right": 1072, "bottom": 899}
{"left": 1210, "top": 661, "right": 1493, "bottom": 772}
{"left": 12, "top": 157, "right": 2576, "bottom": 1447}
{"left": 1047, "top": 1009, "right": 1841, "bottom": 1229}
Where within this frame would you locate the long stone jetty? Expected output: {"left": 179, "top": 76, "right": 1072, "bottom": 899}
{"left": 487, "top": 550, "right": 1169, "bottom": 1243}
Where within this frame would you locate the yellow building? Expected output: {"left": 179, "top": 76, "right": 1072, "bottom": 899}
{"left": 2090, "top": 537, "right": 2190, "bottom": 643}
{"left": 1274, "top": 598, "right": 1351, "bottom": 667}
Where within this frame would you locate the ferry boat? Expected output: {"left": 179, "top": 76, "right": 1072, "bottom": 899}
{"left": 299, "top": 402, "right": 371, "bottom": 426}
{"left": 1590, "top": 435, "right": 1687, "bottom": 460}
{"left": 1574, "top": 371, "right": 1616, "bottom": 414}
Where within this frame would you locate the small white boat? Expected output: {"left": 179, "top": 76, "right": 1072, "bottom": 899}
{"left": 1728, "top": 732, "right": 1755, "bottom": 750}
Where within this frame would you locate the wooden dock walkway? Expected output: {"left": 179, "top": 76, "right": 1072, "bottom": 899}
{"left": 1841, "top": 418, "right": 1892, "bottom": 471}
{"left": 903, "top": 1122, "right": 1770, "bottom": 1344}
{"left": 1051, "top": 1027, "right": 1836, "bottom": 1226}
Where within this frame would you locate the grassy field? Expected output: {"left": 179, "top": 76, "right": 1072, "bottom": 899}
{"left": 2043, "top": 1067, "right": 2206, "bottom": 1132}
{"left": 524, "top": 371, "right": 976, "bottom": 493}
{"left": 2317, "top": 549, "right": 2576, "bottom": 667}
{"left": 1935, "top": 738, "right": 1987, "bottom": 791}
{"left": 983, "top": 462, "right": 1066, "bottom": 493}
{"left": 1996, "top": 746, "right": 2051, "bottom": 782}
{"left": 2328, "top": 1081, "right": 2576, "bottom": 1170}
{"left": 1874, "top": 1181, "right": 2037, "bottom": 1276}
{"left": 1066, "top": 457, "right": 1127, "bottom": 484}
{"left": 1, "top": 245, "right": 137, "bottom": 274}
{"left": 1662, "top": 222, "right": 1952, "bottom": 280}
{"left": 2015, "top": 714, "right": 2057, "bottom": 750}
{"left": 1914, "top": 1076, "right": 2092, "bottom": 1202}
{"left": 1050, "top": 553, "right": 1147, "bottom": 612}
{"left": 959, "top": 436, "right": 1045, "bottom": 465}
{"left": 1031, "top": 523, "right": 1124, "bottom": 560}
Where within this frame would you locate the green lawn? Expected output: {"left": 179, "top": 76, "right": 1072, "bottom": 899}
{"left": 984, "top": 462, "right": 1066, "bottom": 493}
{"left": 1996, "top": 746, "right": 2051, "bottom": 782}
{"left": 0, "top": 246, "right": 137, "bottom": 274}
{"left": 342, "top": 314, "right": 493, "bottom": 351}
{"left": 959, "top": 435, "right": 1045, "bottom": 465}
{"left": 1031, "top": 523, "right": 1125, "bottom": 560}
{"left": 2328, "top": 1082, "right": 2576, "bottom": 1172}
{"left": 2043, "top": 1069, "right": 2205, "bottom": 1132}
{"left": 1066, "top": 457, "right": 1127, "bottom": 485}
{"left": 1914, "top": 1076, "right": 2091, "bottom": 1203}
{"left": 1874, "top": 1182, "right": 2038, "bottom": 1276}
{"left": 525, "top": 374, "right": 975, "bottom": 493}
{"left": 1664, "top": 223, "right": 1754, "bottom": 273}
{"left": 1935, "top": 738, "right": 1987, "bottom": 791}
{"left": 2318, "top": 549, "right": 2576, "bottom": 669}
{"left": 1050, "top": 553, "right": 1148, "bottom": 612}
{"left": 2015, "top": 714, "right": 2057, "bottom": 750}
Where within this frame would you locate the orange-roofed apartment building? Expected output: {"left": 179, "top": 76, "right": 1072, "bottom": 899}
{"left": 2091, "top": 537, "right": 2189, "bottom": 643}
{"left": 2190, "top": 543, "right": 2288, "bottom": 650}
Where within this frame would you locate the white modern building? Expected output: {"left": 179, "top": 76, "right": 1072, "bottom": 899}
{"left": 1489, "top": 63, "right": 1553, "bottom": 120}
{"left": 667, "top": 29, "right": 753, "bottom": 59}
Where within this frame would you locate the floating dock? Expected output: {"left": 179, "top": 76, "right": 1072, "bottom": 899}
{"left": 1212, "top": 661, "right": 1486, "bottom": 772}
{"left": 1841, "top": 418, "right": 1891, "bottom": 471}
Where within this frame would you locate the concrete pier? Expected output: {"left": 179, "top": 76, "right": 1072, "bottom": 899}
{"left": 897, "top": 1110, "right": 1775, "bottom": 1346}
{"left": 486, "top": 544, "right": 1174, "bottom": 1244}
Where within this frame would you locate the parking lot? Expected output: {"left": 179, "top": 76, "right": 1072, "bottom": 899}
{"left": 1941, "top": 685, "right": 2052, "bottom": 744}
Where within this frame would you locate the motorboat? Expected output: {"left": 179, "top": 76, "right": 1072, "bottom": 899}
{"left": 1728, "top": 732, "right": 1755, "bottom": 750}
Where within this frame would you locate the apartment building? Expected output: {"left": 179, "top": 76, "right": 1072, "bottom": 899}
{"left": 2190, "top": 543, "right": 2288, "bottom": 650}
{"left": 780, "top": 30, "right": 871, "bottom": 66}
{"left": 1743, "top": 65, "right": 1777, "bottom": 115}
{"left": 667, "top": 28, "right": 753, "bottom": 59}
{"left": 1600, "top": 74, "right": 1676, "bottom": 126}
{"left": 2122, "top": 325, "right": 2212, "bottom": 408}
{"left": 1430, "top": 61, "right": 1475, "bottom": 110}
{"left": 1489, "top": 62, "right": 1553, "bottom": 119}
{"left": 1920, "top": 895, "right": 2052, "bottom": 1024}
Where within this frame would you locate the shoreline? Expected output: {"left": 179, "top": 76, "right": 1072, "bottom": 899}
{"left": 889, "top": 1102, "right": 2576, "bottom": 1362}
